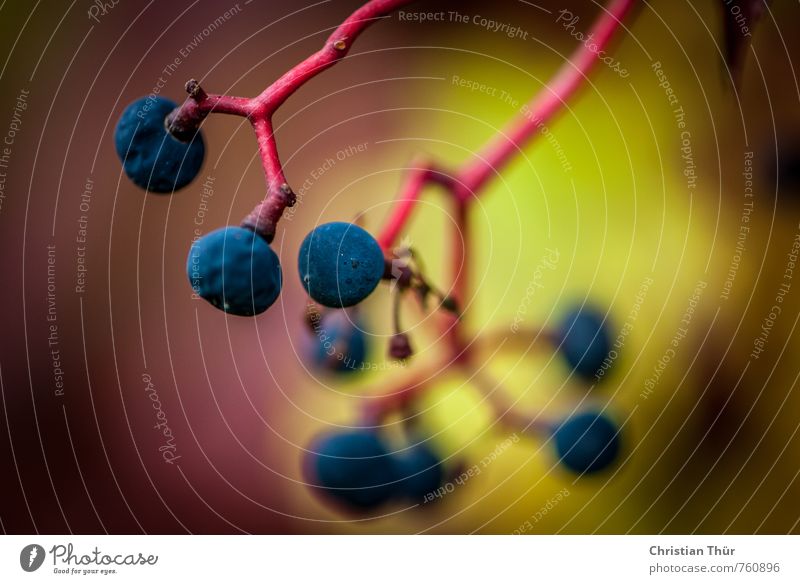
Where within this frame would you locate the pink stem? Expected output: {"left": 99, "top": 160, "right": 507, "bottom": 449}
{"left": 253, "top": 0, "right": 419, "bottom": 114}
{"left": 377, "top": 162, "right": 452, "bottom": 251}
{"left": 166, "top": 81, "right": 251, "bottom": 140}
{"left": 239, "top": 118, "right": 296, "bottom": 241}
{"left": 364, "top": 0, "right": 635, "bottom": 421}
{"left": 446, "top": 199, "right": 469, "bottom": 361}
{"left": 243, "top": 0, "right": 419, "bottom": 240}
{"left": 376, "top": 0, "right": 636, "bottom": 248}
{"left": 471, "top": 369, "right": 552, "bottom": 436}
{"left": 166, "top": 1, "right": 420, "bottom": 241}
{"left": 457, "top": 0, "right": 636, "bottom": 196}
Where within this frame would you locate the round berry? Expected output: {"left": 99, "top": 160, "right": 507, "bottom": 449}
{"left": 306, "top": 310, "right": 368, "bottom": 374}
{"left": 553, "top": 412, "right": 621, "bottom": 474}
{"left": 306, "top": 429, "right": 397, "bottom": 510}
{"left": 557, "top": 304, "right": 613, "bottom": 380}
{"left": 187, "top": 226, "right": 281, "bottom": 316}
{"left": 392, "top": 443, "right": 444, "bottom": 502}
{"left": 298, "top": 222, "right": 385, "bottom": 308}
{"left": 115, "top": 96, "right": 204, "bottom": 193}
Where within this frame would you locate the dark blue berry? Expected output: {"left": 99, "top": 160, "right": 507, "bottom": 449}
{"left": 306, "top": 429, "right": 397, "bottom": 510}
{"left": 115, "top": 96, "right": 204, "bottom": 192}
{"left": 392, "top": 442, "right": 444, "bottom": 502}
{"left": 553, "top": 412, "right": 621, "bottom": 474}
{"left": 557, "top": 304, "right": 613, "bottom": 380}
{"left": 307, "top": 310, "right": 368, "bottom": 374}
{"left": 187, "top": 226, "right": 281, "bottom": 316}
{"left": 298, "top": 222, "right": 385, "bottom": 308}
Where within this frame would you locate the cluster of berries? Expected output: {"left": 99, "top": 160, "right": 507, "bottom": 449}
{"left": 116, "top": 97, "right": 386, "bottom": 319}
{"left": 115, "top": 93, "right": 622, "bottom": 515}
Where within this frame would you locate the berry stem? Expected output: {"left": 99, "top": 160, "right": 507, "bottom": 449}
{"left": 446, "top": 199, "right": 469, "bottom": 363}
{"left": 366, "top": 0, "right": 635, "bottom": 425}
{"left": 456, "top": 0, "right": 636, "bottom": 196}
{"left": 166, "top": 80, "right": 251, "bottom": 140}
{"left": 375, "top": 0, "right": 635, "bottom": 248}
{"left": 360, "top": 364, "right": 440, "bottom": 426}
{"left": 252, "top": 0, "right": 419, "bottom": 113}
{"left": 470, "top": 369, "right": 551, "bottom": 436}
{"left": 240, "top": 117, "right": 296, "bottom": 241}
{"left": 377, "top": 162, "right": 453, "bottom": 251}
{"left": 167, "top": 0, "right": 418, "bottom": 241}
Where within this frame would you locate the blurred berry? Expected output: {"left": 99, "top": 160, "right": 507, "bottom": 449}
{"left": 298, "top": 222, "right": 385, "bottom": 308}
{"left": 392, "top": 443, "right": 444, "bottom": 502}
{"left": 115, "top": 96, "right": 204, "bottom": 192}
{"left": 306, "top": 429, "right": 397, "bottom": 510}
{"left": 557, "top": 304, "right": 613, "bottom": 380}
{"left": 307, "top": 310, "right": 368, "bottom": 374}
{"left": 187, "top": 226, "right": 281, "bottom": 316}
{"left": 553, "top": 412, "right": 621, "bottom": 474}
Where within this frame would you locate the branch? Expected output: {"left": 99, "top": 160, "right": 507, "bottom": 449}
{"left": 457, "top": 0, "right": 637, "bottom": 196}
{"left": 166, "top": 80, "right": 251, "bottom": 140}
{"left": 376, "top": 0, "right": 636, "bottom": 249}
{"left": 376, "top": 162, "right": 452, "bottom": 251}
{"left": 162, "top": 0, "right": 636, "bottom": 430}
{"left": 240, "top": 117, "right": 296, "bottom": 241}
{"left": 372, "top": 0, "right": 635, "bottom": 381}
{"left": 166, "top": 1, "right": 419, "bottom": 240}
{"left": 253, "top": 0, "right": 419, "bottom": 114}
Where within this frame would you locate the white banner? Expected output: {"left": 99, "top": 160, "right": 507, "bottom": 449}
{"left": 0, "top": 535, "right": 798, "bottom": 583}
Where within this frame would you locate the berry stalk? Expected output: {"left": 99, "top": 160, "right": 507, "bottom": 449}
{"left": 252, "top": 0, "right": 420, "bottom": 114}
{"left": 456, "top": 0, "right": 637, "bottom": 196}
{"left": 166, "top": 0, "right": 419, "bottom": 241}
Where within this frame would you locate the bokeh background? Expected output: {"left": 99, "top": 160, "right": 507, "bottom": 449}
{"left": 1, "top": 0, "right": 800, "bottom": 534}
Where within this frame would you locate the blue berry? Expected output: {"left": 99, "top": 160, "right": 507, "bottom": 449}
{"left": 306, "top": 429, "right": 397, "bottom": 510}
{"left": 392, "top": 443, "right": 444, "bottom": 502}
{"left": 187, "top": 226, "right": 281, "bottom": 316}
{"left": 298, "top": 222, "right": 385, "bottom": 308}
{"left": 553, "top": 412, "right": 621, "bottom": 474}
{"left": 557, "top": 304, "right": 613, "bottom": 380}
{"left": 307, "top": 310, "right": 369, "bottom": 374}
{"left": 115, "top": 96, "right": 204, "bottom": 192}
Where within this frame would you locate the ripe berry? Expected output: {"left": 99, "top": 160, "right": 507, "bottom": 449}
{"left": 187, "top": 226, "right": 281, "bottom": 316}
{"left": 553, "top": 412, "right": 621, "bottom": 474}
{"left": 306, "top": 310, "right": 368, "bottom": 374}
{"left": 115, "top": 96, "right": 204, "bottom": 193}
{"left": 392, "top": 442, "right": 444, "bottom": 502}
{"left": 298, "top": 222, "right": 385, "bottom": 308}
{"left": 557, "top": 304, "right": 613, "bottom": 380}
{"left": 306, "top": 429, "right": 397, "bottom": 510}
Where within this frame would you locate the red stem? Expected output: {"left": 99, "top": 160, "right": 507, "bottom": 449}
{"left": 377, "top": 162, "right": 453, "bottom": 251}
{"left": 471, "top": 369, "right": 552, "bottom": 436}
{"left": 376, "top": 0, "right": 636, "bottom": 248}
{"left": 457, "top": 0, "right": 636, "bottom": 196}
{"left": 166, "top": 0, "right": 419, "bottom": 240}
{"left": 253, "top": 0, "right": 419, "bottom": 114}
{"left": 239, "top": 117, "right": 295, "bottom": 240}
{"left": 366, "top": 0, "right": 635, "bottom": 423}
{"left": 446, "top": 199, "right": 469, "bottom": 362}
